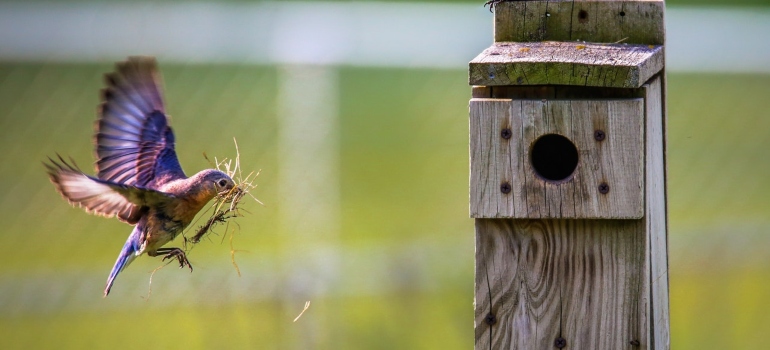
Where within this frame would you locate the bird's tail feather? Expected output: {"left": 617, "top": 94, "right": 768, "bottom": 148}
{"left": 104, "top": 235, "right": 141, "bottom": 297}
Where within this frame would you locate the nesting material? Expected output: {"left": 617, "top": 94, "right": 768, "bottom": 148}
{"left": 188, "top": 139, "right": 261, "bottom": 246}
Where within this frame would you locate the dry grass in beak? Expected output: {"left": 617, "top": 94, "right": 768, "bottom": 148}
{"left": 186, "top": 138, "right": 262, "bottom": 245}
{"left": 141, "top": 139, "right": 261, "bottom": 298}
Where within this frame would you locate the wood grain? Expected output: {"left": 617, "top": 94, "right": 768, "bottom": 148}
{"left": 643, "top": 76, "right": 670, "bottom": 349}
{"left": 494, "top": 0, "right": 665, "bottom": 45}
{"left": 470, "top": 99, "right": 514, "bottom": 217}
{"left": 475, "top": 219, "right": 647, "bottom": 350}
{"left": 470, "top": 98, "right": 644, "bottom": 219}
{"left": 469, "top": 42, "right": 664, "bottom": 88}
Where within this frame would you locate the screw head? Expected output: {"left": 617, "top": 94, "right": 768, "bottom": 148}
{"left": 598, "top": 182, "right": 610, "bottom": 194}
{"left": 484, "top": 313, "right": 497, "bottom": 325}
{"left": 501, "top": 128, "right": 512, "bottom": 140}
{"left": 594, "top": 130, "right": 606, "bottom": 141}
{"left": 500, "top": 182, "right": 512, "bottom": 194}
{"left": 554, "top": 337, "right": 566, "bottom": 348}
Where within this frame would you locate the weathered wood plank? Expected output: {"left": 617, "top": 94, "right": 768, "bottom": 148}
{"left": 643, "top": 76, "right": 670, "bottom": 349}
{"left": 470, "top": 99, "right": 514, "bottom": 217}
{"left": 475, "top": 219, "right": 647, "bottom": 349}
{"left": 494, "top": 0, "right": 665, "bottom": 45}
{"left": 469, "top": 42, "right": 664, "bottom": 88}
{"left": 470, "top": 98, "right": 644, "bottom": 219}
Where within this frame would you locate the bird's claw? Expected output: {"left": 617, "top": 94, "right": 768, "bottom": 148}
{"left": 484, "top": 0, "right": 508, "bottom": 12}
{"left": 159, "top": 248, "right": 193, "bottom": 272}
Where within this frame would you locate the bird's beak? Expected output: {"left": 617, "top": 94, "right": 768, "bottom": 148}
{"left": 218, "top": 185, "right": 240, "bottom": 202}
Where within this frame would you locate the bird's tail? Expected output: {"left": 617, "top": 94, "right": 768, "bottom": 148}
{"left": 104, "top": 230, "right": 142, "bottom": 297}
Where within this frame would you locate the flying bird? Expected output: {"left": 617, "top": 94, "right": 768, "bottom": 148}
{"left": 45, "top": 57, "right": 235, "bottom": 297}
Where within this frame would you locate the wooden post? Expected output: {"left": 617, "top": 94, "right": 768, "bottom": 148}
{"left": 469, "top": 1, "right": 669, "bottom": 349}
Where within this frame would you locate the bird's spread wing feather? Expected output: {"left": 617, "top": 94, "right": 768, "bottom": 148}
{"left": 45, "top": 157, "right": 176, "bottom": 224}
{"left": 95, "top": 56, "right": 186, "bottom": 189}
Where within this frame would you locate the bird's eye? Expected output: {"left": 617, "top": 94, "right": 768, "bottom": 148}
{"left": 218, "top": 179, "right": 228, "bottom": 187}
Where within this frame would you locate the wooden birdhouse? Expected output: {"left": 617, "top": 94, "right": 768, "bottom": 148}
{"left": 469, "top": 1, "right": 669, "bottom": 349}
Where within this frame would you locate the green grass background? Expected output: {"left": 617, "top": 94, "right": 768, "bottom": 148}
{"left": 0, "top": 62, "right": 769, "bottom": 349}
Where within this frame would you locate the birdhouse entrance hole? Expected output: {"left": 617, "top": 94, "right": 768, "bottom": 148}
{"left": 530, "top": 134, "right": 578, "bottom": 182}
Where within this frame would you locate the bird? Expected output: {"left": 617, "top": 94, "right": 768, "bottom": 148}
{"left": 45, "top": 57, "right": 236, "bottom": 297}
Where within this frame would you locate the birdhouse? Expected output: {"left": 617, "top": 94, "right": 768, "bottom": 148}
{"left": 469, "top": 1, "right": 669, "bottom": 349}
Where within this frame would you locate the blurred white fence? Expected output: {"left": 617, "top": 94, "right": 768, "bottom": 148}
{"left": 0, "top": 2, "right": 768, "bottom": 72}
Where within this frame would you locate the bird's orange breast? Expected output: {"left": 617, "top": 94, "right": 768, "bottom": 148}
{"left": 170, "top": 191, "right": 216, "bottom": 225}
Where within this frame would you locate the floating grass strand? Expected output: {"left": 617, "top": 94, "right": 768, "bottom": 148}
{"left": 294, "top": 301, "right": 311, "bottom": 322}
{"left": 229, "top": 229, "right": 249, "bottom": 277}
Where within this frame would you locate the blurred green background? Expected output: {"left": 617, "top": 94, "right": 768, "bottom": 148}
{"left": 1, "top": 1, "right": 769, "bottom": 350}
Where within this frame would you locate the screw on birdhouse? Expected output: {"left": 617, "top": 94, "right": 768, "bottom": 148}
{"left": 594, "top": 130, "right": 606, "bottom": 141}
{"left": 500, "top": 182, "right": 512, "bottom": 194}
{"left": 484, "top": 312, "right": 497, "bottom": 326}
{"left": 598, "top": 182, "right": 610, "bottom": 194}
{"left": 554, "top": 337, "right": 567, "bottom": 349}
{"left": 630, "top": 339, "right": 640, "bottom": 346}
{"left": 501, "top": 128, "right": 512, "bottom": 139}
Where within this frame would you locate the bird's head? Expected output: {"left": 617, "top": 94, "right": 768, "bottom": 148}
{"left": 159, "top": 169, "right": 237, "bottom": 224}
{"left": 162, "top": 169, "right": 237, "bottom": 208}
{"left": 194, "top": 169, "right": 236, "bottom": 199}
{"left": 180, "top": 169, "right": 235, "bottom": 203}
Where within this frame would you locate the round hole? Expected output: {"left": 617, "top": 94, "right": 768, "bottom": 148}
{"left": 530, "top": 134, "right": 579, "bottom": 182}
{"left": 619, "top": 11, "right": 626, "bottom": 17}
{"left": 578, "top": 10, "right": 588, "bottom": 20}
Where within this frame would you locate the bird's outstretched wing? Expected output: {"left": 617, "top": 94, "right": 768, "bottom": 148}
{"left": 45, "top": 156, "right": 176, "bottom": 224}
{"left": 95, "top": 56, "right": 186, "bottom": 189}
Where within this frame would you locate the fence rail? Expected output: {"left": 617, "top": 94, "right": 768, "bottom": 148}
{"left": 0, "top": 2, "right": 768, "bottom": 72}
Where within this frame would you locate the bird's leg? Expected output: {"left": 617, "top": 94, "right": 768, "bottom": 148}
{"left": 483, "top": 0, "right": 510, "bottom": 12}
{"left": 155, "top": 247, "right": 194, "bottom": 272}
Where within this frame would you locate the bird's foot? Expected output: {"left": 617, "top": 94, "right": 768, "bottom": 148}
{"left": 157, "top": 247, "right": 193, "bottom": 272}
{"left": 483, "top": 0, "right": 510, "bottom": 12}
